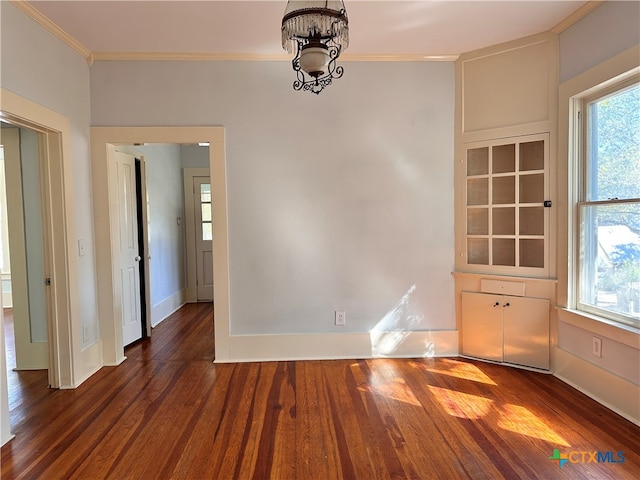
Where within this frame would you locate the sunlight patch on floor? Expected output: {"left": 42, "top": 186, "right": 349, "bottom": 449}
{"left": 354, "top": 361, "right": 422, "bottom": 406}
{"left": 415, "top": 358, "right": 497, "bottom": 386}
{"left": 359, "top": 376, "right": 422, "bottom": 407}
{"left": 497, "top": 403, "right": 571, "bottom": 447}
{"left": 428, "top": 385, "right": 493, "bottom": 419}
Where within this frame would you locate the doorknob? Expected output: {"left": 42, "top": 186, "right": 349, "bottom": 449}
{"left": 134, "top": 256, "right": 141, "bottom": 262}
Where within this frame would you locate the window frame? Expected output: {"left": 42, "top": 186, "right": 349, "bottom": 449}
{"left": 572, "top": 75, "right": 640, "bottom": 328}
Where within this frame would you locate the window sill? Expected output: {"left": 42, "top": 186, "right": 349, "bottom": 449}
{"left": 557, "top": 308, "right": 640, "bottom": 349}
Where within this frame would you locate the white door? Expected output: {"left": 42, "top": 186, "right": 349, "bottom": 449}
{"left": 503, "top": 296, "right": 550, "bottom": 370}
{"left": 461, "top": 291, "right": 503, "bottom": 362}
{"left": 1, "top": 126, "right": 49, "bottom": 370}
{"left": 113, "top": 149, "right": 143, "bottom": 346}
{"left": 194, "top": 177, "right": 213, "bottom": 301}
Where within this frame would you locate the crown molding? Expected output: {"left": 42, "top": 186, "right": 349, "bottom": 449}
{"left": 91, "top": 51, "right": 458, "bottom": 63}
{"left": 18, "top": 0, "right": 592, "bottom": 65}
{"left": 343, "top": 54, "right": 458, "bottom": 62}
{"left": 92, "top": 52, "right": 289, "bottom": 62}
{"left": 11, "top": 0, "right": 94, "bottom": 65}
{"left": 550, "top": 0, "right": 604, "bottom": 34}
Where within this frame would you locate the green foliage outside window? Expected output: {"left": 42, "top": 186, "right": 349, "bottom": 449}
{"left": 581, "top": 83, "right": 640, "bottom": 324}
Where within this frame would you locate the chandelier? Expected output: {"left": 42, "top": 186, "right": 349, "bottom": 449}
{"left": 281, "top": 0, "right": 349, "bottom": 94}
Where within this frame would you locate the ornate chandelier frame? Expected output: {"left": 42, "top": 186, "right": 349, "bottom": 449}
{"left": 281, "top": 2, "right": 349, "bottom": 94}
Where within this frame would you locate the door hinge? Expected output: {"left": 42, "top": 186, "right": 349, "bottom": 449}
{"left": 44, "top": 277, "right": 51, "bottom": 286}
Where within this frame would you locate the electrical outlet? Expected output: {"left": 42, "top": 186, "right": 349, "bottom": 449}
{"left": 335, "top": 311, "right": 346, "bottom": 326}
{"left": 592, "top": 336, "right": 602, "bottom": 358}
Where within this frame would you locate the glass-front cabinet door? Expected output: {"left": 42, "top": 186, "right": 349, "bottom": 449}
{"left": 464, "top": 133, "right": 549, "bottom": 276}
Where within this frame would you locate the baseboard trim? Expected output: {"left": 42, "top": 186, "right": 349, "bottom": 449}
{"left": 70, "top": 339, "right": 104, "bottom": 389}
{"left": 11, "top": 364, "right": 48, "bottom": 371}
{"left": 553, "top": 348, "right": 640, "bottom": 426}
{"left": 215, "top": 330, "right": 458, "bottom": 363}
{"left": 459, "top": 354, "right": 551, "bottom": 374}
{"left": 66, "top": 363, "right": 102, "bottom": 390}
{"left": 151, "top": 289, "right": 186, "bottom": 327}
{"left": 103, "top": 355, "right": 127, "bottom": 367}
{"left": 1, "top": 433, "right": 15, "bottom": 447}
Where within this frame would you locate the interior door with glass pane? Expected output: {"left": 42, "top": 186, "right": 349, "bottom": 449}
{"left": 194, "top": 177, "right": 213, "bottom": 301}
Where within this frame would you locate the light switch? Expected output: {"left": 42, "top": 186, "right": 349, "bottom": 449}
{"left": 78, "top": 238, "right": 86, "bottom": 257}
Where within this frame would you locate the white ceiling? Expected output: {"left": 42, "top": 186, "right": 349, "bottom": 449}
{"left": 27, "top": 0, "right": 590, "bottom": 59}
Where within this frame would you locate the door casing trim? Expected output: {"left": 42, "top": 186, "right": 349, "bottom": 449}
{"left": 90, "top": 127, "right": 229, "bottom": 364}
{"left": 1, "top": 88, "right": 78, "bottom": 388}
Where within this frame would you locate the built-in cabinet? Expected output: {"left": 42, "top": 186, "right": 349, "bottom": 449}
{"left": 457, "top": 133, "right": 553, "bottom": 372}
{"left": 461, "top": 290, "right": 550, "bottom": 370}
{"left": 464, "top": 133, "right": 549, "bottom": 276}
{"left": 455, "top": 35, "right": 558, "bottom": 373}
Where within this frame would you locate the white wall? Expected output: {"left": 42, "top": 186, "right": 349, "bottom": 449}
{"left": 559, "top": 0, "right": 640, "bottom": 83}
{"left": 135, "top": 144, "right": 186, "bottom": 323}
{"left": 1, "top": 1, "right": 95, "bottom": 442}
{"left": 180, "top": 144, "right": 209, "bottom": 169}
{"left": 91, "top": 60, "right": 455, "bottom": 337}
{"left": 557, "top": 1, "right": 640, "bottom": 423}
{"left": 0, "top": 2, "right": 98, "bottom": 348}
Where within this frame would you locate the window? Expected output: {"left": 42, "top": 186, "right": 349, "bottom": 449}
{"left": 200, "top": 183, "right": 212, "bottom": 241}
{"left": 576, "top": 79, "right": 640, "bottom": 328}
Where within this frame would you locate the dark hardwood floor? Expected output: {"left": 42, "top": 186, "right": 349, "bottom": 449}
{"left": 2, "top": 303, "right": 639, "bottom": 479}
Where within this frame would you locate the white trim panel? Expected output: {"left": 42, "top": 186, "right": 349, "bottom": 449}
{"left": 216, "top": 330, "right": 458, "bottom": 363}
{"left": 151, "top": 289, "right": 187, "bottom": 328}
{"left": 0, "top": 306, "right": 14, "bottom": 445}
{"left": 69, "top": 340, "right": 102, "bottom": 388}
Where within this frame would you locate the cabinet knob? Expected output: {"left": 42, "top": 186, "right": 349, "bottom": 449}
{"left": 503, "top": 302, "right": 510, "bottom": 307}
{"left": 493, "top": 302, "right": 500, "bottom": 307}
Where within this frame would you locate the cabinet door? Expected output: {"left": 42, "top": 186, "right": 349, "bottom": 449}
{"left": 503, "top": 296, "right": 549, "bottom": 369}
{"left": 461, "top": 292, "right": 503, "bottom": 362}
{"left": 463, "top": 134, "right": 549, "bottom": 276}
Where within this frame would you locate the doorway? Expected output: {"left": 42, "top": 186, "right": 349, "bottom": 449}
{"left": 193, "top": 177, "right": 213, "bottom": 302}
{"left": 91, "top": 127, "right": 230, "bottom": 365}
{"left": 0, "top": 122, "right": 50, "bottom": 372}
{"left": 1, "top": 90, "right": 79, "bottom": 445}
{"left": 1, "top": 90, "right": 79, "bottom": 390}
{"left": 194, "top": 177, "right": 214, "bottom": 302}
{"left": 184, "top": 168, "right": 213, "bottom": 303}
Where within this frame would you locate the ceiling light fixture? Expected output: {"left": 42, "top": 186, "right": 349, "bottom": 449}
{"left": 281, "top": 0, "right": 349, "bottom": 94}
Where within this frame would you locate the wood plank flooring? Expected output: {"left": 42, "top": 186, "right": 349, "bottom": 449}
{"left": 2, "top": 303, "right": 639, "bottom": 479}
